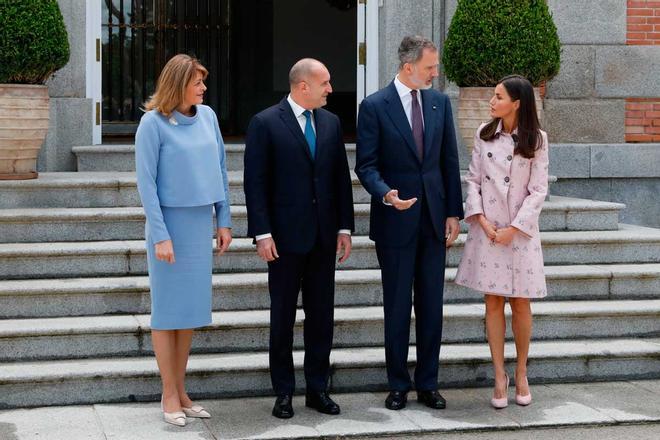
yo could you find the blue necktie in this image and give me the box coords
[303,110,316,159]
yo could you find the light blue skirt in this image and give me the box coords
[146,204,213,330]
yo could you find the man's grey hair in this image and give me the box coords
[289,58,325,85]
[398,35,437,69]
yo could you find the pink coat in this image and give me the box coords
[455,121,549,298]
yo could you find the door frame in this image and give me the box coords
[91,1,376,141]
[85,1,102,145]
[357,0,379,113]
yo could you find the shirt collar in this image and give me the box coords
[394,75,418,99]
[287,94,311,118]
[495,119,518,136]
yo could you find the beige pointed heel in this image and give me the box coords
[182,405,210,418]
[161,397,186,427]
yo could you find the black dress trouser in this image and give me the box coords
[268,237,336,396]
[376,199,447,392]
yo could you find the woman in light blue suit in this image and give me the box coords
[135,54,232,426]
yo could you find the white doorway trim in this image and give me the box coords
[85,1,102,145]
[357,0,379,114]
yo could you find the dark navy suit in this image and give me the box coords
[355,82,464,392]
[244,97,354,395]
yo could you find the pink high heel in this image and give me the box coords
[515,374,532,406]
[490,373,509,409]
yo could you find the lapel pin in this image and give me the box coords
[432,105,437,110]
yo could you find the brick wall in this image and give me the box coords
[627,1,660,45]
[625,2,660,142]
[625,98,660,142]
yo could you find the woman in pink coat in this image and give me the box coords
[455,75,549,409]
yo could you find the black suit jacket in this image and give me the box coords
[355,82,464,247]
[244,97,355,254]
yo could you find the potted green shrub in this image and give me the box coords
[443,0,560,154]
[0,0,70,179]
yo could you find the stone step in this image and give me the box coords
[72,143,357,172]
[0,300,658,363]
[1,264,658,318]
[0,337,658,408]
[0,171,367,208]
[73,144,136,172]
[0,196,623,243]
[0,224,659,280]
[0,171,557,209]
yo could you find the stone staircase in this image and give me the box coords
[0,144,659,410]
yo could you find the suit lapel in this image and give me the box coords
[421,89,437,161]
[312,108,325,163]
[278,98,313,163]
[383,82,420,164]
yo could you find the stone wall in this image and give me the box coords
[542,1,660,143]
[624,0,660,142]
[377,0,660,145]
[378,0,446,88]
[38,0,92,172]
[543,0,660,227]
[377,0,660,227]
[550,143,660,227]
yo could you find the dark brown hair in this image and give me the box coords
[479,75,542,158]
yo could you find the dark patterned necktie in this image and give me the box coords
[410,89,424,160]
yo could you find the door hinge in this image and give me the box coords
[96,38,101,62]
[95,102,101,126]
[359,42,366,66]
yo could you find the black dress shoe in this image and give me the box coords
[272,394,294,419]
[305,391,340,415]
[385,390,408,410]
[417,390,447,409]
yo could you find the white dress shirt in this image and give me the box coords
[287,94,316,134]
[393,75,424,129]
[382,76,425,206]
[386,77,459,224]
[256,94,350,241]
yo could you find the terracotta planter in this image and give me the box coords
[457,86,543,156]
[0,84,49,179]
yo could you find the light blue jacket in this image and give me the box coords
[135,105,232,243]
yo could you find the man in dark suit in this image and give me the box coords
[244,58,355,419]
[355,36,464,410]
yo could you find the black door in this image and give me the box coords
[102,0,356,140]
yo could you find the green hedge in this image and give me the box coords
[0,0,70,84]
[443,0,561,87]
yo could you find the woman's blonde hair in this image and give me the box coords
[143,54,208,117]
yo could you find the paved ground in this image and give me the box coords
[0,380,659,439]
[369,424,660,440]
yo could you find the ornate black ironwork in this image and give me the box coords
[325,0,356,11]
[102,0,230,129]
